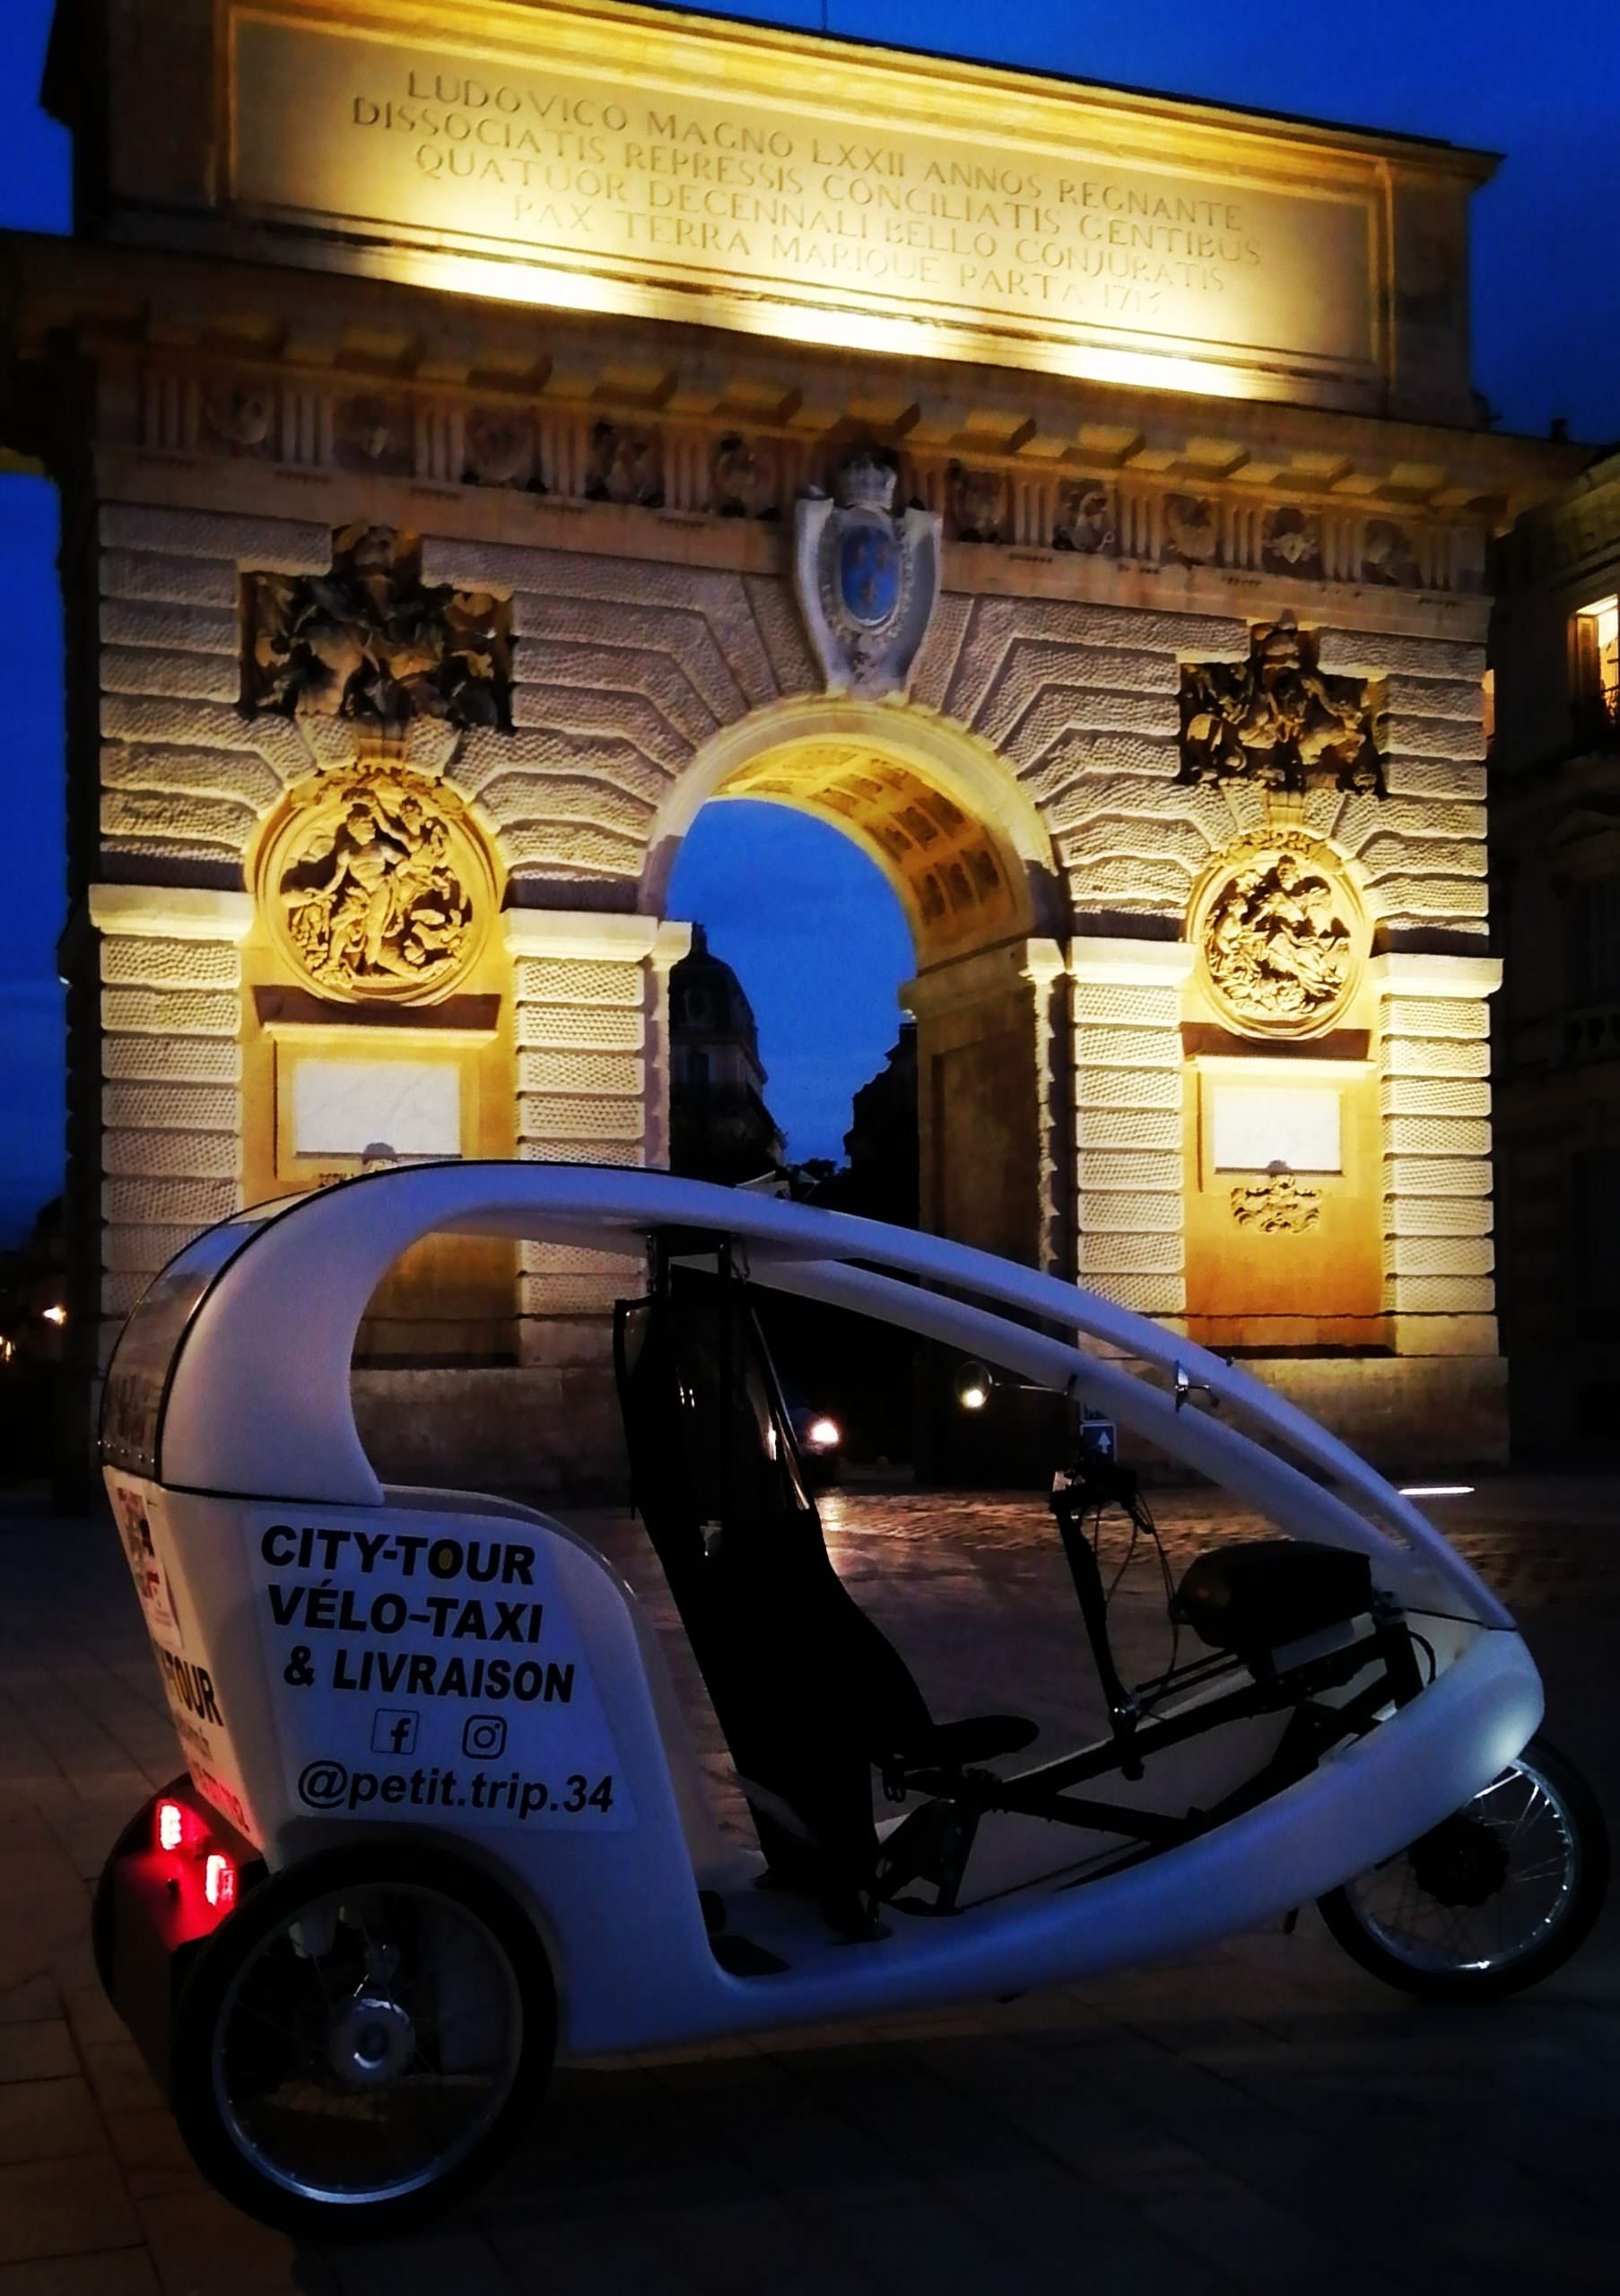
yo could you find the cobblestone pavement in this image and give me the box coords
[2,1475,1618,2294]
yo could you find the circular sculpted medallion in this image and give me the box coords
[257,761,495,1004]
[1192,833,1363,1039]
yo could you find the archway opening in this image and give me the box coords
[666,796,912,1184]
[656,712,1067,1479]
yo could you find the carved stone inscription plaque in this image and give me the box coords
[229,8,1377,391]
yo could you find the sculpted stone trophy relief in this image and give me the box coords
[257,761,496,1005]
[1179,612,1385,796]
[243,524,511,734]
[1192,831,1364,1040]
[793,446,943,700]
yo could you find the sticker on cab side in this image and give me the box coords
[108,1477,260,1843]
[245,1510,634,1831]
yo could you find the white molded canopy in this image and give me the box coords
[117,1161,1508,1626]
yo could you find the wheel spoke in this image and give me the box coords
[211,1882,524,2207]
[1342,1755,1581,1979]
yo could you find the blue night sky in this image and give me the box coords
[2,3,1618,1224]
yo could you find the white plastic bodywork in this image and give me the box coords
[101,1162,1541,2057]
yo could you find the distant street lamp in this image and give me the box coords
[953,1361,993,1412]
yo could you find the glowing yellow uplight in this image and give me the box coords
[386,248,1273,403]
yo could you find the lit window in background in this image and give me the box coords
[1575,596,1619,732]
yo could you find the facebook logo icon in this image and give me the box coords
[370,1709,420,1756]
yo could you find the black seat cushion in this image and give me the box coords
[1171,1540,1373,1657]
[614,1268,1035,1898]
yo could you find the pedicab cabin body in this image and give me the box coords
[91,1165,1607,2237]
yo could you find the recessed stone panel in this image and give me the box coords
[100,937,241,989]
[103,1033,243,1083]
[101,987,240,1036]
[1076,1106,1183,1151]
[1382,997,1490,1039]
[1078,1150,1183,1193]
[103,1126,240,1179]
[1074,1024,1184,1071]
[100,504,330,570]
[1384,1115,1493,1157]
[515,959,644,1008]
[518,1094,645,1142]
[102,1082,240,1133]
[1385,1156,1493,1196]
[518,1051,645,1097]
[1383,1037,1492,1078]
[1076,1067,1185,1112]
[103,1175,239,1225]
[1380,1074,1492,1118]
[515,1005,646,1053]
[1078,1230,1186,1274]
[1382,1274,1496,1313]
[1076,1191,1186,1233]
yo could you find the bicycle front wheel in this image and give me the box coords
[1318,1734,1608,2004]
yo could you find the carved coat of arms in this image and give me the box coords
[793,449,941,700]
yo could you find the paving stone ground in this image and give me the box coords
[1,1473,1617,2295]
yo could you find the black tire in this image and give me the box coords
[1319,1733,1609,2004]
[169,1843,554,2240]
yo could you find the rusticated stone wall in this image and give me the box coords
[90,897,250,1352]
[83,496,1498,1353]
[53,453,1508,1483]
[1375,964,1500,1328]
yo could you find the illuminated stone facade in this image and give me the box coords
[4,0,1593,1478]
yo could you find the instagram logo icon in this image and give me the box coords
[461,1714,508,1760]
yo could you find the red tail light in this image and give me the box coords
[204,1852,237,1911]
[156,1799,186,1852]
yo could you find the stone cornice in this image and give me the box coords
[0,231,1583,545]
[1367,951,1503,999]
[86,883,257,942]
[503,909,691,967]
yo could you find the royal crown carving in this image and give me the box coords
[793,445,942,700]
[1192,831,1363,1039]
[1179,613,1384,796]
[244,525,511,733]
[257,760,496,1004]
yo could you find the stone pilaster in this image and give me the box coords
[901,938,1065,1271]
[87,883,253,1351]
[504,910,690,1355]
[1069,939,1196,1318]
[1371,951,1502,1352]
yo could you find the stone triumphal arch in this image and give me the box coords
[2,0,1588,1480]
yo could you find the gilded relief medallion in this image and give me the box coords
[1191,832,1363,1039]
[257,762,495,1004]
